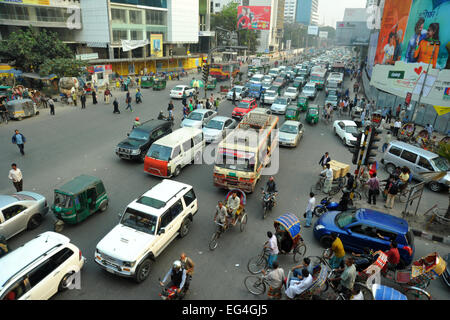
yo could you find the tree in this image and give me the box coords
[282,23,307,48]
[39,58,87,78]
[0,27,77,75]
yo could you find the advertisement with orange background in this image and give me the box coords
[374,0,413,65]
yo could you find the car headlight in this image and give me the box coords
[131,149,140,155]
[114,147,119,152]
[315,224,325,230]
[123,261,136,268]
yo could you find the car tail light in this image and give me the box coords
[79,250,82,261]
[64,210,73,215]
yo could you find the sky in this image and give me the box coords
[318,0,367,27]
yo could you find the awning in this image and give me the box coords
[21,73,57,80]
[0,68,22,75]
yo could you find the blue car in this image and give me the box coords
[313,208,415,266]
[249,84,264,99]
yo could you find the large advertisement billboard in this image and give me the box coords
[366,31,380,78]
[370,0,450,107]
[150,34,163,58]
[237,6,271,30]
[308,26,319,36]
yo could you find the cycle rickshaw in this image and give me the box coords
[247,213,307,274]
[208,189,248,250]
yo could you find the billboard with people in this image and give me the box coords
[237,6,271,30]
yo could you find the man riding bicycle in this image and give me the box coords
[214,201,229,230]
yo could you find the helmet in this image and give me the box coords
[173,260,182,270]
[135,117,139,121]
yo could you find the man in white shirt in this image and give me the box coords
[305,192,316,228]
[285,268,313,299]
[227,192,241,223]
[393,119,402,137]
[320,163,334,194]
[8,163,23,192]
[264,231,279,269]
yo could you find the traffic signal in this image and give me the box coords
[351,132,363,165]
[363,126,382,165]
[202,64,209,83]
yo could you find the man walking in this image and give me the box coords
[319,152,331,168]
[125,92,133,112]
[72,91,77,106]
[304,192,315,228]
[12,130,26,155]
[48,97,55,115]
[80,92,86,109]
[367,172,380,205]
[9,163,23,192]
[232,89,237,106]
[113,98,120,114]
[382,131,392,152]
[393,119,402,137]
[264,231,279,269]
[321,163,334,194]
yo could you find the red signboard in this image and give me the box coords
[237,6,271,30]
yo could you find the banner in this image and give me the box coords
[366,31,380,78]
[150,34,163,58]
[319,31,328,39]
[237,6,271,30]
[121,40,149,52]
[308,26,319,36]
[433,105,450,115]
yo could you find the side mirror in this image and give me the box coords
[127,133,130,137]
[158,228,165,235]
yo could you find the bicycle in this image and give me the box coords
[244,274,271,296]
[313,175,344,196]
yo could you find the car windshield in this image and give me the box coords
[287,88,297,93]
[188,112,203,121]
[263,76,272,81]
[286,109,296,116]
[327,95,338,101]
[121,208,157,235]
[237,101,250,109]
[216,151,256,172]
[280,124,298,134]
[128,129,149,141]
[173,86,183,91]
[430,157,450,171]
[345,126,358,134]
[299,97,307,102]
[304,86,315,91]
[274,97,287,104]
[266,91,276,97]
[54,193,73,209]
[233,87,242,93]
[309,109,318,115]
[147,144,172,161]
[205,119,224,130]
[336,210,358,229]
[136,196,166,209]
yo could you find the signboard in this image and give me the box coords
[150,34,163,58]
[319,31,328,39]
[0,0,49,5]
[76,53,99,61]
[308,26,319,35]
[237,6,271,30]
[336,21,371,46]
[366,31,380,78]
[121,40,149,52]
[388,70,405,79]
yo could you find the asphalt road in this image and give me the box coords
[1,65,449,300]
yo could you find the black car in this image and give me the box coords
[442,253,450,289]
[115,120,172,162]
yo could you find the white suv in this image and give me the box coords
[0,232,85,300]
[95,180,198,283]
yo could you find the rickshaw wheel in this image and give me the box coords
[354,282,373,300]
[209,233,219,251]
[293,243,307,262]
[404,287,431,300]
[247,255,267,274]
[244,276,266,295]
[239,213,247,232]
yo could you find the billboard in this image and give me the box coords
[336,21,371,46]
[150,34,163,58]
[366,31,380,78]
[308,26,319,35]
[319,31,328,39]
[0,0,49,5]
[237,6,271,30]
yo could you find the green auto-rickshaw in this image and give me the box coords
[285,105,301,121]
[306,105,319,125]
[141,76,153,89]
[297,95,309,112]
[153,78,167,90]
[52,175,108,231]
[206,77,217,90]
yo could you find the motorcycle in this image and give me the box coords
[261,188,276,219]
[157,110,174,123]
[158,277,189,300]
[313,196,339,217]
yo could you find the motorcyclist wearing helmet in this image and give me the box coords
[160,260,187,293]
[133,117,141,128]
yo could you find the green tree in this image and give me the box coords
[283,23,307,48]
[39,58,87,77]
[0,27,80,75]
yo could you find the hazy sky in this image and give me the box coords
[318,0,367,27]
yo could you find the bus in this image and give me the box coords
[310,67,327,90]
[213,112,279,193]
[209,62,240,81]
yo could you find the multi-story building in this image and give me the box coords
[284,0,297,23]
[211,0,241,13]
[295,0,318,26]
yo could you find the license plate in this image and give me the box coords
[106,267,115,274]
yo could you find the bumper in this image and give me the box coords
[279,140,296,147]
[116,152,139,160]
[271,110,285,115]
[214,177,253,193]
[94,257,134,278]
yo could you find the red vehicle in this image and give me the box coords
[231,98,258,120]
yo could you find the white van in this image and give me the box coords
[94,179,198,283]
[144,127,205,177]
[249,74,265,85]
[0,232,85,300]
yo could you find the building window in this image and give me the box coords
[113,29,128,42]
[111,8,127,23]
[35,7,68,22]
[146,10,166,25]
[215,3,220,7]
[129,10,142,24]
[0,4,30,20]
[130,30,143,40]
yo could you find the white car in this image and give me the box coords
[180,109,217,128]
[202,116,237,143]
[262,75,273,85]
[227,86,248,100]
[270,97,291,115]
[302,82,317,100]
[284,87,299,100]
[333,120,360,146]
[278,120,304,147]
[262,90,277,105]
[94,180,198,283]
[169,85,196,99]
[249,74,265,85]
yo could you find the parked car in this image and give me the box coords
[333,120,359,146]
[94,180,198,283]
[278,120,304,147]
[170,85,195,99]
[284,87,299,101]
[249,74,264,85]
[0,232,85,300]
[313,208,415,266]
[180,109,217,128]
[115,120,173,162]
[381,141,450,192]
[302,82,317,100]
[232,98,258,120]
[0,192,49,240]
[270,97,291,115]
[202,116,237,143]
[227,85,248,100]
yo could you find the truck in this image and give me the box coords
[325,72,344,96]
[213,112,279,193]
[310,67,327,90]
